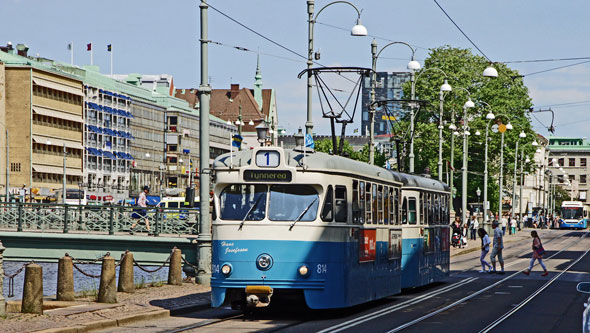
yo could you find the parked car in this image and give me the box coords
[576,282,590,333]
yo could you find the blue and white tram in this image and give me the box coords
[211,147,404,309]
[210,146,449,309]
[560,201,589,229]
[393,174,451,288]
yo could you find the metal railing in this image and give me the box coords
[0,202,200,236]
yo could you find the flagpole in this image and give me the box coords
[229,132,233,168]
[70,41,74,65]
[90,42,93,65]
[110,45,113,75]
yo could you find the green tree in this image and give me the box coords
[401,46,537,212]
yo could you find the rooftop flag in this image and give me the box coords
[87,43,92,51]
[107,44,112,52]
[67,43,72,50]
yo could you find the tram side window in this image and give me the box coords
[384,186,390,225]
[377,185,383,224]
[360,181,366,223]
[334,185,348,222]
[402,197,408,224]
[419,193,424,225]
[366,182,372,224]
[352,181,360,223]
[408,197,417,224]
[321,185,334,222]
[393,188,399,225]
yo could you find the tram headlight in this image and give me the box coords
[298,265,309,277]
[256,254,273,271]
[221,264,232,276]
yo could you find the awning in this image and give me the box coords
[33,106,83,123]
[32,164,83,177]
[32,77,83,96]
[32,135,83,150]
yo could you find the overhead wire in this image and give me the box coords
[433,0,492,62]
[522,59,590,77]
[208,40,307,64]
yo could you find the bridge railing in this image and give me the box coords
[0,202,200,236]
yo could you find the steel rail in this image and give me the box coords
[318,277,478,333]
[384,231,589,333]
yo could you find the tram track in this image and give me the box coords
[383,231,589,333]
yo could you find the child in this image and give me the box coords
[478,228,493,273]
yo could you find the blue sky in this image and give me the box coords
[2,0,590,137]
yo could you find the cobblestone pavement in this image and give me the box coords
[1,282,211,333]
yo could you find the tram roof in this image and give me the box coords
[389,171,450,192]
[214,148,448,191]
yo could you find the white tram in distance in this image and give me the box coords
[210,146,450,310]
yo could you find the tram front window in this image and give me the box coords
[220,184,267,221]
[562,207,583,219]
[269,185,319,221]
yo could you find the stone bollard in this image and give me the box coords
[0,240,5,316]
[117,251,134,293]
[22,263,43,314]
[168,248,182,285]
[98,256,117,303]
[56,255,74,301]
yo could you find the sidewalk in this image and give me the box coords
[1,281,211,333]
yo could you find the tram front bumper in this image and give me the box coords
[245,285,273,307]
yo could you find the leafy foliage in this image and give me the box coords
[398,46,536,212]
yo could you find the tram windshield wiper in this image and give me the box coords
[289,197,318,231]
[238,194,264,231]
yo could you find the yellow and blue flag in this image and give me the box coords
[232,134,243,148]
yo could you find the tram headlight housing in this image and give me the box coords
[298,265,309,277]
[256,254,273,271]
[221,264,232,276]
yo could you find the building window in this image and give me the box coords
[569,158,576,167]
[581,175,587,184]
[582,158,587,167]
[10,163,21,172]
[558,175,564,183]
[558,158,564,167]
[570,175,575,182]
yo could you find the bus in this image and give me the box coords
[55,189,87,205]
[560,201,588,229]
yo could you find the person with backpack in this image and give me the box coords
[523,230,548,276]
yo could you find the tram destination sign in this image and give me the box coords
[243,169,292,182]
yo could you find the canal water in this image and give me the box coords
[2,261,183,300]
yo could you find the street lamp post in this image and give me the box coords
[306,0,367,136]
[482,113,495,232]
[369,40,420,165]
[460,97,475,224]
[498,120,513,221]
[511,131,526,223]
[63,143,67,204]
[520,154,530,222]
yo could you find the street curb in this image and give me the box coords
[34,309,170,333]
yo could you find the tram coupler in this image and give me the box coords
[245,285,273,308]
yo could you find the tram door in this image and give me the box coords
[401,190,421,288]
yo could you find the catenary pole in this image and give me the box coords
[197,0,212,286]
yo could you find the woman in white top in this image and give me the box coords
[477,228,493,273]
[510,218,517,235]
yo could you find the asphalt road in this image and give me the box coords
[100,229,590,333]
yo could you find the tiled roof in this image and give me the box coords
[175,85,274,132]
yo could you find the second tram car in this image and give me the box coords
[560,201,588,229]
[210,147,450,310]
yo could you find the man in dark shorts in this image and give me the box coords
[130,186,151,234]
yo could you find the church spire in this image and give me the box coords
[253,54,263,111]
